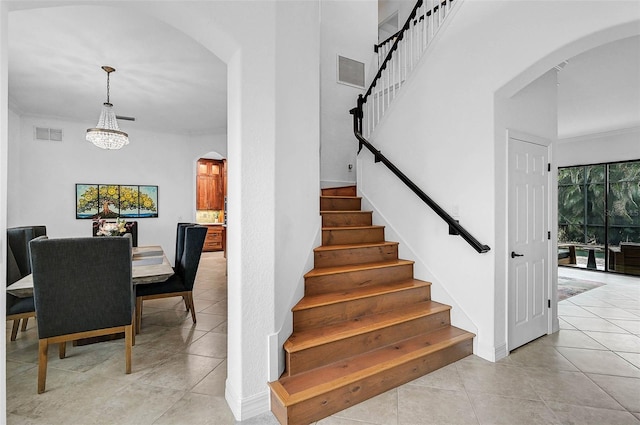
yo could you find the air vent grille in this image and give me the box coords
[34,127,63,142]
[337,55,365,89]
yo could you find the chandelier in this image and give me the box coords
[86,66,129,150]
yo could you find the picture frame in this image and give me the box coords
[76,184,159,219]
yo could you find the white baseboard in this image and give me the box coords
[225,379,270,421]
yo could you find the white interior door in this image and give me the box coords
[508,135,550,351]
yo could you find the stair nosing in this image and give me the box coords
[285,301,450,353]
[292,279,431,312]
[314,241,399,253]
[274,328,475,406]
[322,225,384,231]
[304,259,414,278]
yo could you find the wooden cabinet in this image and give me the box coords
[203,225,225,252]
[196,159,224,210]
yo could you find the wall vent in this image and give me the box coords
[337,55,365,89]
[34,127,63,142]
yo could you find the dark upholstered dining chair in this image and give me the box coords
[6,225,47,340]
[29,237,134,393]
[136,225,207,332]
[174,223,195,268]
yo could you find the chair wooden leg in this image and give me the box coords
[135,297,142,334]
[21,317,29,331]
[59,342,66,359]
[124,324,132,374]
[38,339,49,394]
[10,319,20,341]
[187,292,197,324]
[182,295,189,311]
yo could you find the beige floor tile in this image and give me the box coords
[535,329,607,350]
[455,360,540,400]
[546,401,640,425]
[619,352,640,368]
[558,304,598,318]
[569,296,617,308]
[331,387,398,425]
[397,386,477,425]
[153,393,237,425]
[315,417,380,425]
[180,312,226,332]
[610,319,640,335]
[407,362,465,392]
[525,369,625,410]
[583,306,640,320]
[200,299,228,315]
[561,316,630,333]
[556,347,640,377]
[587,373,640,412]
[135,352,224,392]
[191,360,227,396]
[506,343,579,371]
[185,331,227,358]
[138,325,208,353]
[468,392,559,425]
[558,318,576,330]
[86,382,186,425]
[584,331,640,353]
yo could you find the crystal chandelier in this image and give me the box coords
[86,66,129,150]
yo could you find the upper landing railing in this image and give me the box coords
[350,0,490,254]
[361,0,456,138]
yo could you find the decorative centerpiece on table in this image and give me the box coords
[94,217,128,236]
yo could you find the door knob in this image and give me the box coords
[511,251,524,258]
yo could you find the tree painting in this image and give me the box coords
[76,184,159,219]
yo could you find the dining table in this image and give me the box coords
[6,245,174,298]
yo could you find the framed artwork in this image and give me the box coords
[76,184,159,219]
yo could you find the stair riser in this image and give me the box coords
[315,244,398,268]
[305,263,414,296]
[321,187,357,197]
[322,227,385,246]
[273,340,473,425]
[322,212,372,227]
[293,286,431,332]
[320,198,361,211]
[286,310,451,375]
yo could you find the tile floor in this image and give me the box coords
[5,254,640,424]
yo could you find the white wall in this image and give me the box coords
[272,0,321,381]
[320,0,377,188]
[7,114,221,264]
[359,0,640,361]
[556,127,640,167]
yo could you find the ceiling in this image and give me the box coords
[557,35,640,139]
[7,6,639,139]
[8,5,227,136]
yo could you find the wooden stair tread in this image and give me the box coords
[271,326,474,404]
[304,259,413,278]
[293,279,430,311]
[322,225,384,231]
[314,241,398,253]
[320,196,361,200]
[284,300,449,352]
[320,210,370,214]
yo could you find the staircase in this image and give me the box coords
[269,186,475,425]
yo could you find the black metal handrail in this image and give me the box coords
[374,1,447,53]
[366,0,450,104]
[349,105,491,254]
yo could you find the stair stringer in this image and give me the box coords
[355,187,480,353]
